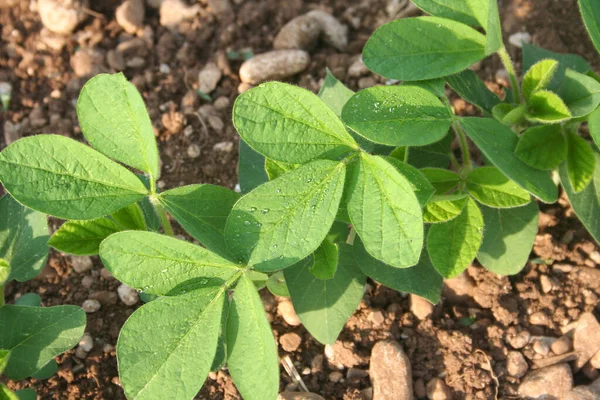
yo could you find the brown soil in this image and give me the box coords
[1,0,600,399]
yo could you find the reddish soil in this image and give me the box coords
[1,0,600,399]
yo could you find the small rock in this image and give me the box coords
[508,32,532,48]
[180,90,199,114]
[360,387,373,400]
[89,290,118,306]
[582,361,600,380]
[508,330,531,349]
[410,294,434,320]
[82,299,101,313]
[38,0,87,35]
[553,263,573,274]
[369,310,385,326]
[106,49,126,71]
[239,50,310,85]
[3,121,20,145]
[426,377,452,400]
[81,275,94,289]
[540,275,553,293]
[161,111,184,134]
[348,56,369,78]
[71,256,93,273]
[238,82,254,93]
[146,0,161,8]
[370,340,412,400]
[533,339,552,356]
[518,363,573,400]
[213,96,230,111]
[551,336,572,356]
[568,313,600,371]
[213,141,233,152]
[443,272,476,303]
[347,368,369,379]
[329,371,343,383]
[126,57,146,68]
[529,311,550,326]
[279,332,302,352]
[277,299,302,326]
[208,115,225,132]
[507,351,529,378]
[117,284,139,306]
[75,347,88,359]
[159,0,200,27]
[589,251,600,264]
[357,76,376,89]
[311,354,324,373]
[100,268,113,280]
[326,341,364,369]
[103,343,115,353]
[116,0,145,35]
[198,62,222,93]
[274,13,322,51]
[414,378,427,399]
[39,28,68,51]
[71,47,104,77]
[187,144,201,158]
[206,0,232,16]
[79,333,93,352]
[306,10,348,51]
[277,393,325,400]
[495,69,510,87]
[572,267,600,293]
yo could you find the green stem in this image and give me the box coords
[498,47,521,104]
[0,286,5,306]
[151,197,174,237]
[346,227,357,245]
[453,122,472,175]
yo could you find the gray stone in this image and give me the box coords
[116,0,145,35]
[239,50,310,85]
[117,283,139,306]
[519,363,573,400]
[198,62,222,93]
[82,299,101,313]
[507,351,528,378]
[370,340,413,400]
[568,313,600,371]
[71,256,93,273]
[410,294,434,320]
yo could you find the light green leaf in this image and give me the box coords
[384,157,435,207]
[0,385,18,400]
[158,185,241,259]
[77,73,159,177]
[447,70,502,115]
[111,203,147,230]
[225,160,346,272]
[427,198,484,278]
[589,107,600,148]
[579,0,600,54]
[318,68,354,117]
[566,132,596,192]
[346,153,423,268]
[227,274,279,400]
[341,85,452,146]
[477,202,539,275]
[0,135,148,220]
[0,350,10,375]
[14,293,41,307]
[100,231,241,296]
[559,152,600,243]
[411,0,487,27]
[522,44,591,89]
[117,286,225,400]
[492,103,527,125]
[233,82,358,164]
[354,238,443,304]
[526,90,572,123]
[466,166,531,208]
[420,168,461,194]
[423,194,469,223]
[363,17,487,81]
[514,125,567,170]
[310,239,338,280]
[238,139,268,194]
[484,0,502,55]
[285,244,365,344]
[557,69,600,118]
[266,271,290,297]
[522,59,559,100]
[0,195,49,282]
[0,259,10,286]
[49,218,121,256]
[460,117,558,202]
[406,132,453,169]
[265,159,298,181]
[0,305,85,380]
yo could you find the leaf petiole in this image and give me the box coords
[150,196,175,237]
[498,47,522,104]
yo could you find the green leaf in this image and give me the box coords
[30,359,58,380]
[233,82,358,164]
[423,194,469,223]
[363,16,487,81]
[460,117,558,202]
[409,78,446,98]
[354,238,443,304]
[0,350,10,375]
[0,305,85,380]
[327,221,350,243]
[341,85,452,146]
[427,198,484,278]
[0,135,148,220]
[566,132,596,192]
[406,132,453,168]
[117,286,225,400]
[384,157,435,207]
[522,59,559,100]
[526,90,572,123]
[484,0,502,55]
[265,159,298,181]
[285,244,366,344]
[158,185,241,259]
[266,271,290,297]
[514,125,567,170]
[446,70,502,115]
[492,103,527,125]
[477,202,539,275]
[49,218,120,256]
[309,239,338,280]
[420,168,461,194]
[14,293,41,307]
[346,154,423,268]
[589,107,600,148]
[411,0,487,27]
[227,273,279,400]
[100,231,241,296]
[225,160,346,272]
[0,259,10,286]
[77,73,159,177]
[579,0,600,54]
[559,152,600,243]
[0,385,18,400]
[557,69,600,118]
[0,195,49,282]
[111,203,147,230]
[238,139,269,194]
[466,166,531,208]
[14,389,36,400]
[318,68,354,117]
[522,43,591,84]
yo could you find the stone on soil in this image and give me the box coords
[306,10,348,51]
[410,294,434,320]
[274,13,322,51]
[71,256,93,273]
[278,392,325,400]
[426,378,452,400]
[518,363,573,399]
[116,0,145,35]
[38,0,88,35]
[239,50,310,85]
[198,62,222,93]
[551,336,572,356]
[277,299,302,326]
[117,283,139,306]
[369,340,413,400]
[82,299,101,313]
[279,332,302,352]
[567,313,600,371]
[78,333,93,352]
[506,351,528,378]
[159,0,200,27]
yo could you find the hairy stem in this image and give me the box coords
[453,122,472,175]
[150,197,174,237]
[498,47,521,104]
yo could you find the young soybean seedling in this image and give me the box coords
[0,194,86,399]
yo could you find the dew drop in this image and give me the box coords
[262,209,270,214]
[244,220,251,225]
[276,189,281,193]
[273,244,278,249]
[249,207,257,212]
[161,269,168,273]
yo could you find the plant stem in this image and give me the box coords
[498,47,521,104]
[150,197,174,237]
[0,286,4,306]
[453,122,472,174]
[346,227,357,245]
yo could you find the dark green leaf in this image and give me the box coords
[111,203,147,230]
[589,107,600,148]
[406,132,452,169]
[557,69,600,118]
[466,166,531,208]
[30,360,57,380]
[318,68,354,117]
[492,103,526,125]
[579,0,600,54]
[310,239,338,280]
[384,157,435,207]
[420,168,461,194]
[238,139,269,194]
[447,70,502,114]
[515,124,567,170]
[49,218,120,256]
[566,132,596,192]
[14,293,41,307]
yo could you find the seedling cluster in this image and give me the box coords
[1,0,600,398]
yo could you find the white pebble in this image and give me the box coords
[118,283,139,306]
[82,299,101,313]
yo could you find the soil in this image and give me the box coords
[1,0,600,399]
